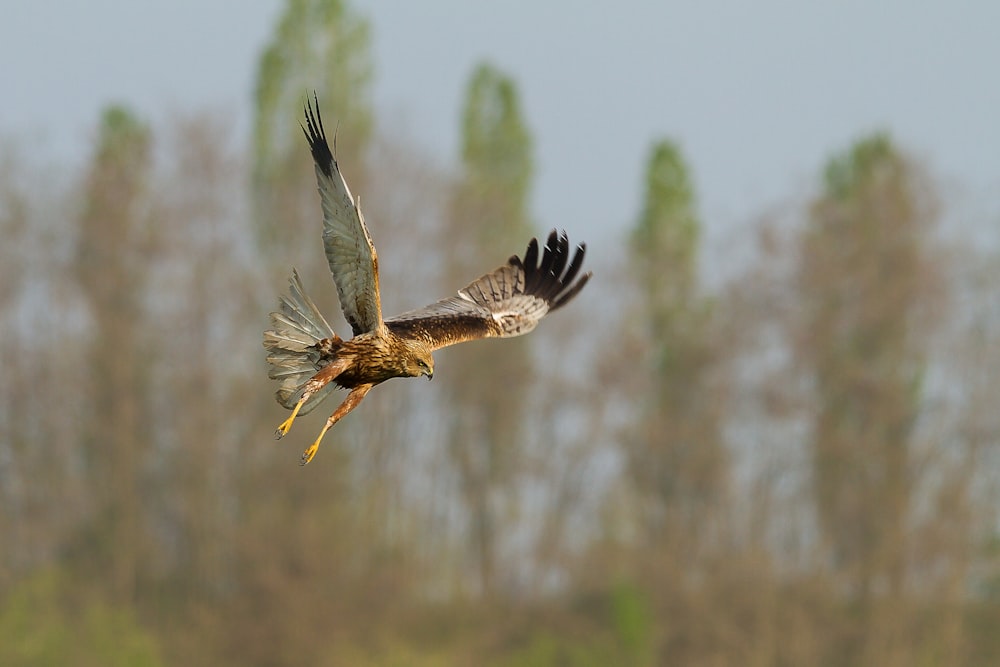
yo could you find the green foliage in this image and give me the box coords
[497,631,621,667]
[625,137,724,553]
[458,61,535,248]
[332,642,455,667]
[446,61,538,597]
[0,570,164,667]
[823,132,898,201]
[252,0,373,246]
[491,585,653,667]
[74,103,155,606]
[632,139,699,286]
[611,580,654,666]
[254,0,372,164]
[629,139,704,364]
[462,63,533,190]
[800,132,936,637]
[81,104,150,235]
[94,106,151,168]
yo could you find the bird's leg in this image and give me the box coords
[274,358,351,440]
[274,397,308,440]
[300,383,373,466]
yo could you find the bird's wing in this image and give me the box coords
[302,95,383,337]
[386,230,591,350]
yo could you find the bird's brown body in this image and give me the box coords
[264,96,591,464]
[319,332,433,389]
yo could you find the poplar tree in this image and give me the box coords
[252,0,373,264]
[74,106,152,604]
[444,62,535,596]
[630,140,723,541]
[798,134,937,664]
[237,4,378,657]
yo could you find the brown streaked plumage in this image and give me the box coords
[264,95,592,465]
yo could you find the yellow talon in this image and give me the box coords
[275,396,307,440]
[300,443,319,466]
[300,423,333,466]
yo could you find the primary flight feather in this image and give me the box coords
[264,95,592,465]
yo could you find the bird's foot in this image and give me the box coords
[274,415,296,440]
[274,397,307,440]
[300,421,333,466]
[300,442,320,466]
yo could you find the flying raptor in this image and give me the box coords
[264,96,592,464]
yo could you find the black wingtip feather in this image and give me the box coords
[537,230,559,278]
[547,231,570,282]
[518,229,591,312]
[523,237,539,275]
[552,271,592,310]
[302,93,335,178]
[539,232,572,302]
[559,243,586,288]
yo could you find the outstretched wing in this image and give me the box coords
[386,230,591,350]
[302,95,383,337]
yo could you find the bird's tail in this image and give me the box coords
[263,270,341,415]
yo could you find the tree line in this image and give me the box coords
[1,1,999,665]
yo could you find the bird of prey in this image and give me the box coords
[264,96,591,465]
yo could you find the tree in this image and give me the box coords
[443,62,535,596]
[796,134,940,665]
[235,5,402,659]
[252,0,373,267]
[145,113,256,599]
[72,105,153,605]
[626,140,724,560]
[454,63,533,252]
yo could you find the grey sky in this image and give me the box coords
[2,1,997,254]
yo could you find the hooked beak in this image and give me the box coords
[426,370,434,381]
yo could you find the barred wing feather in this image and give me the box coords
[302,96,383,337]
[386,230,591,350]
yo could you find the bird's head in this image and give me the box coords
[402,339,435,380]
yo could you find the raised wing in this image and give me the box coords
[302,95,383,336]
[386,230,591,350]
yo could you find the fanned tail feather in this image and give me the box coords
[263,270,341,414]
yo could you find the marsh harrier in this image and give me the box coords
[264,97,591,464]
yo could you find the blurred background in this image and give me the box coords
[2,1,1000,665]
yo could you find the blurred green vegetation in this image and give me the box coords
[0,571,164,667]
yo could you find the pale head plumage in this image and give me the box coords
[400,338,435,379]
